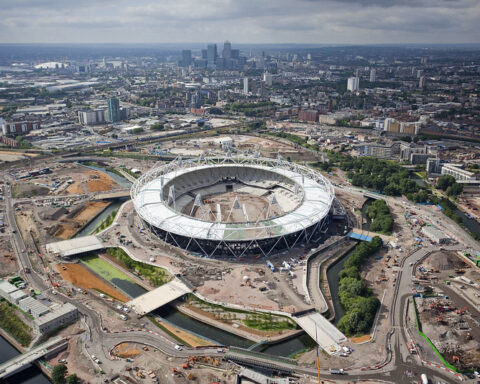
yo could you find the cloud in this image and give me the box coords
[0,0,478,44]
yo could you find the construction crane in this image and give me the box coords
[315,328,321,384]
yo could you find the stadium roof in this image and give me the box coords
[132,158,334,242]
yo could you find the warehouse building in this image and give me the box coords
[421,226,451,244]
[33,303,78,334]
[0,280,19,301]
[18,296,50,318]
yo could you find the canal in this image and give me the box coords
[75,198,128,238]
[154,305,314,357]
[0,335,50,384]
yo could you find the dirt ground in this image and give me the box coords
[112,342,142,358]
[12,182,49,198]
[55,201,110,240]
[57,263,129,302]
[0,238,16,277]
[187,192,282,223]
[64,169,118,194]
[46,322,99,384]
[458,196,480,220]
[197,266,280,311]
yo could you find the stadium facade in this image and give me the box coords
[131,156,335,257]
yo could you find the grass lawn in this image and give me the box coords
[81,255,135,284]
[0,300,32,345]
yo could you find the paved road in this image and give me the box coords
[2,174,472,383]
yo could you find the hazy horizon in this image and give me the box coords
[1,0,479,45]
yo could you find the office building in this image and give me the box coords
[181,50,192,67]
[369,68,376,82]
[222,41,231,60]
[107,97,121,123]
[207,44,217,68]
[1,121,41,135]
[263,72,273,86]
[243,77,249,94]
[347,76,360,92]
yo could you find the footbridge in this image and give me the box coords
[291,310,346,355]
[95,189,130,200]
[349,228,396,244]
[126,278,192,316]
[0,337,68,379]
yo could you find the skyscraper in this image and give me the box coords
[243,77,249,94]
[347,77,360,92]
[207,44,217,68]
[263,72,272,86]
[181,50,192,67]
[223,41,231,60]
[419,76,426,89]
[107,97,121,123]
[369,68,376,82]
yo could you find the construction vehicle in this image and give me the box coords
[136,371,145,379]
[456,307,468,315]
[452,355,460,364]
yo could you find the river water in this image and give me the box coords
[0,335,50,384]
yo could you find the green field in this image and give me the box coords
[81,255,135,283]
[0,300,32,346]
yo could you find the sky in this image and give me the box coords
[1,0,479,45]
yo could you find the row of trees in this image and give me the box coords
[337,237,383,336]
[366,199,394,235]
[106,248,169,287]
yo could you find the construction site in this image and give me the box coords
[411,250,480,371]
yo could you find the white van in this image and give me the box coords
[120,314,127,321]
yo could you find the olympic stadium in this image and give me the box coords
[131,156,335,257]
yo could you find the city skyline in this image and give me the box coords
[1,0,479,44]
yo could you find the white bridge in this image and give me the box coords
[126,279,192,316]
[0,337,68,379]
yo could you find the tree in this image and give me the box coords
[52,364,67,384]
[66,374,79,384]
[436,175,456,191]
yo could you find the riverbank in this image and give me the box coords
[0,331,52,383]
[176,302,303,344]
[321,241,357,322]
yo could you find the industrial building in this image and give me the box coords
[33,303,78,334]
[0,280,19,301]
[0,279,78,334]
[421,226,450,244]
[18,296,50,318]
